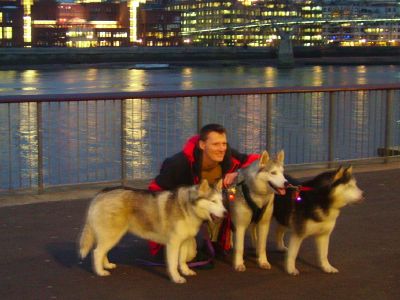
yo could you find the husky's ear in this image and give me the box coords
[215,179,223,192]
[345,165,353,175]
[333,166,345,182]
[277,150,285,164]
[199,179,210,194]
[259,151,270,167]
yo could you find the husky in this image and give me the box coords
[231,150,287,271]
[273,166,364,275]
[78,179,226,284]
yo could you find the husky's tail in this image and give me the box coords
[79,222,95,259]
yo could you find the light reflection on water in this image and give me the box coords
[1,64,400,95]
[0,65,400,190]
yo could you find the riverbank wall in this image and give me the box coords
[0,46,399,68]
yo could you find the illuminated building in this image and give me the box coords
[322,0,400,46]
[167,0,323,47]
[167,0,263,47]
[31,0,130,47]
[22,0,32,46]
[76,0,146,43]
[127,0,146,43]
[0,0,24,47]
[137,4,181,46]
[2,0,400,48]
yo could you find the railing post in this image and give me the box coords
[384,89,394,163]
[36,102,44,194]
[266,94,272,153]
[328,91,335,168]
[197,96,203,133]
[120,100,126,186]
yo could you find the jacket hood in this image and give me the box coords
[182,135,200,163]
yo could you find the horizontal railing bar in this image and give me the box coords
[1,83,400,103]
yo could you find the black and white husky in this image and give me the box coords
[273,166,364,275]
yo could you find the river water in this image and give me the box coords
[1,64,400,95]
[0,64,399,190]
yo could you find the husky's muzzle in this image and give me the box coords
[268,181,287,196]
[210,207,227,222]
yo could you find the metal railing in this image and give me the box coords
[0,84,399,193]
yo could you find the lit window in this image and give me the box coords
[4,27,12,39]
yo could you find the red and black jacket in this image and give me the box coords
[149,135,260,191]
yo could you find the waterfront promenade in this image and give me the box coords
[0,163,399,299]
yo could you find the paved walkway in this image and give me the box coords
[0,164,399,299]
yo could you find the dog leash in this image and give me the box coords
[286,184,314,201]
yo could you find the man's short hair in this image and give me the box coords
[199,123,226,141]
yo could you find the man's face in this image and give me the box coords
[199,132,227,163]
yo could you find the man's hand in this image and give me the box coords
[223,172,238,188]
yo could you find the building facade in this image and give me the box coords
[0,0,24,47]
[166,0,324,47]
[31,0,130,47]
[322,0,400,46]
[137,5,181,46]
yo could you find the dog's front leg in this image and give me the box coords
[315,233,338,273]
[286,234,304,275]
[256,202,273,269]
[179,238,197,276]
[255,221,271,269]
[166,241,187,284]
[233,226,247,271]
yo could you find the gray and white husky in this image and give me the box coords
[78,179,226,284]
[231,150,287,271]
[273,166,364,275]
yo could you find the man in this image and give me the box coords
[148,123,260,257]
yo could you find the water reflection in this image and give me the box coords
[1,64,400,95]
[21,70,38,84]
[125,99,151,178]
[86,68,98,82]
[125,69,147,91]
[181,67,193,90]
[311,66,323,86]
[356,65,367,85]
[21,70,39,92]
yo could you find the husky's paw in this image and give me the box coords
[96,269,111,276]
[234,264,246,272]
[286,267,300,276]
[322,265,339,274]
[104,262,117,270]
[258,261,271,270]
[181,268,197,276]
[276,245,288,252]
[171,276,187,284]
